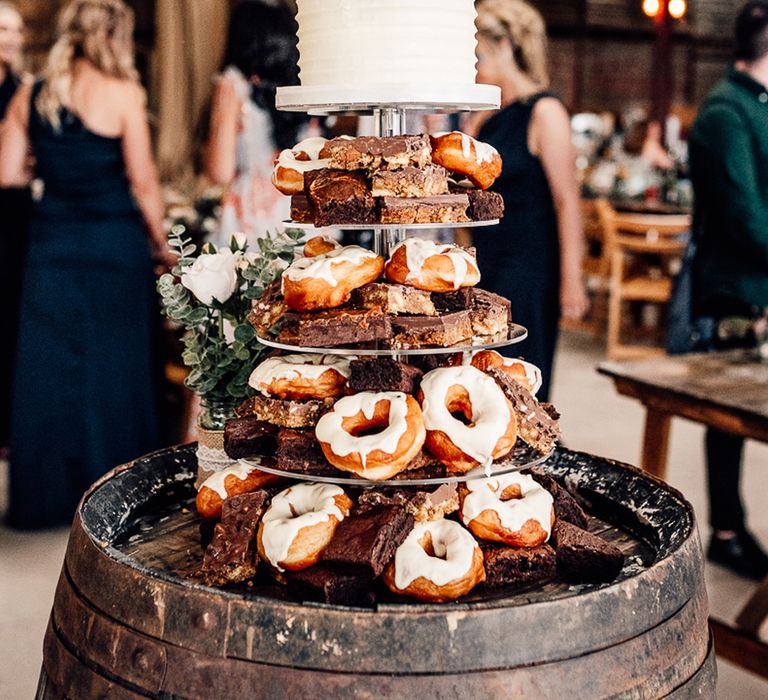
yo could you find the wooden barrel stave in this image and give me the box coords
[47,566,710,699]
[38,445,714,699]
[666,641,717,699]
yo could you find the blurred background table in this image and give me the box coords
[599,350,768,680]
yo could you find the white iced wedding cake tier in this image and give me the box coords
[276,0,500,114]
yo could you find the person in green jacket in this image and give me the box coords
[689,1,768,579]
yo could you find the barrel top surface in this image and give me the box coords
[60,444,705,674]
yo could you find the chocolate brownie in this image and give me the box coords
[482,543,556,588]
[247,279,286,336]
[450,183,504,221]
[525,468,589,529]
[223,416,278,459]
[431,287,474,313]
[199,491,268,586]
[287,564,375,607]
[351,281,437,316]
[390,310,473,349]
[320,134,432,171]
[276,428,336,475]
[290,193,313,223]
[348,357,423,393]
[551,520,624,583]
[304,169,375,227]
[487,367,561,453]
[371,164,449,198]
[278,307,393,347]
[357,482,459,523]
[466,188,504,220]
[379,194,470,225]
[235,395,334,429]
[322,504,414,576]
[470,289,512,337]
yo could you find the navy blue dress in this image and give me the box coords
[7,84,160,529]
[0,72,31,448]
[474,93,561,400]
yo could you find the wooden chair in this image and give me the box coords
[597,200,691,359]
[561,199,613,336]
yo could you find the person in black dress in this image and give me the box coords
[0,1,31,454]
[471,0,588,401]
[0,0,172,529]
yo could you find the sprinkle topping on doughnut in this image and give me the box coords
[420,366,511,469]
[390,238,478,290]
[199,462,255,500]
[249,354,354,396]
[315,391,411,470]
[283,245,381,288]
[393,519,478,589]
[461,473,553,538]
[260,483,346,570]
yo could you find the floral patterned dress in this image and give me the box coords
[213,66,290,247]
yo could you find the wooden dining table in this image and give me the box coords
[599,349,768,679]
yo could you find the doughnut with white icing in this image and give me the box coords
[196,463,282,520]
[383,518,485,602]
[248,353,354,400]
[459,472,554,547]
[418,365,517,474]
[465,350,543,395]
[271,137,330,195]
[315,391,426,480]
[304,235,341,258]
[282,245,385,312]
[429,131,502,190]
[257,483,353,571]
[384,238,480,293]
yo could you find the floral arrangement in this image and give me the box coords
[157,227,300,409]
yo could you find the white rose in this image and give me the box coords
[181,249,239,305]
[232,232,248,250]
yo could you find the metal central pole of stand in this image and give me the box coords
[372,107,408,257]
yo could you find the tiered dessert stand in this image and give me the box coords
[35,64,714,700]
[244,83,552,487]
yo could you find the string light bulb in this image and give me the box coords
[643,0,661,17]
[668,0,687,19]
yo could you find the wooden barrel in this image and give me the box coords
[37,445,714,699]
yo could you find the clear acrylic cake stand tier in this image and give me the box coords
[275,83,501,115]
[256,322,528,357]
[285,220,499,258]
[284,219,499,232]
[239,442,552,488]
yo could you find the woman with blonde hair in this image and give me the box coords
[469,0,588,400]
[0,1,31,457]
[0,0,166,529]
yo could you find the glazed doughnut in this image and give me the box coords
[383,519,485,602]
[304,235,341,258]
[459,472,554,547]
[257,483,353,571]
[384,238,480,293]
[248,353,354,400]
[196,463,282,520]
[271,136,329,195]
[418,365,517,474]
[429,131,502,190]
[282,245,385,312]
[466,350,542,395]
[315,392,426,480]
